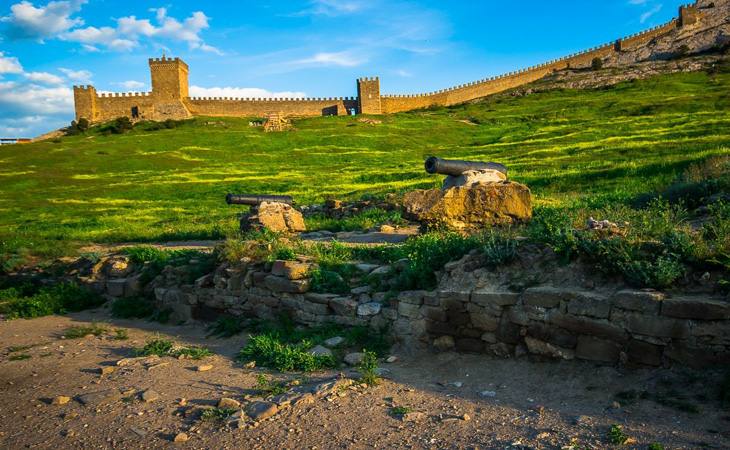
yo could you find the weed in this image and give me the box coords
[0,282,104,320]
[111,297,155,319]
[200,407,237,422]
[482,232,518,267]
[255,374,288,396]
[358,350,380,386]
[237,334,336,372]
[63,323,108,339]
[608,424,629,445]
[207,315,246,338]
[9,353,31,361]
[8,344,36,352]
[648,443,665,450]
[112,329,129,340]
[175,346,213,360]
[389,406,413,416]
[136,337,212,359]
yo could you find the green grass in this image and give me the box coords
[8,353,31,361]
[255,374,288,397]
[1,70,729,266]
[0,283,104,319]
[136,337,213,359]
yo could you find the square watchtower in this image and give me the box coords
[149,56,189,100]
[357,77,382,115]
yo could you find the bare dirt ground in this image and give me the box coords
[1,309,728,449]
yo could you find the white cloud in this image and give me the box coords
[395,69,412,77]
[0,82,73,116]
[59,67,91,83]
[304,0,366,16]
[293,51,366,67]
[0,51,23,74]
[640,4,662,23]
[1,0,86,40]
[114,80,145,90]
[64,8,221,53]
[189,85,306,99]
[24,71,63,84]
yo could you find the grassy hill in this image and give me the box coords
[1,69,729,262]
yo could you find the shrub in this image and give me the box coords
[255,374,288,396]
[200,407,237,422]
[389,406,413,416]
[608,424,629,445]
[0,282,103,319]
[207,315,246,338]
[135,337,212,359]
[310,268,350,294]
[527,207,578,260]
[622,256,685,289]
[482,232,518,267]
[591,57,604,70]
[358,350,380,386]
[237,334,336,372]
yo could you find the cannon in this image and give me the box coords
[425,156,507,177]
[225,193,294,206]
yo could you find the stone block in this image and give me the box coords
[398,290,426,306]
[304,292,337,304]
[271,260,311,280]
[471,290,520,307]
[423,291,440,306]
[381,307,398,321]
[106,278,126,297]
[612,289,664,313]
[252,271,268,287]
[575,336,621,363]
[626,339,663,366]
[423,306,447,322]
[426,320,456,336]
[397,301,421,319]
[691,321,730,345]
[438,290,470,302]
[357,302,381,317]
[264,275,310,294]
[547,311,628,343]
[664,342,730,368]
[524,336,575,360]
[481,332,497,343]
[522,286,573,308]
[470,312,499,332]
[169,303,192,324]
[300,300,330,316]
[446,309,471,326]
[526,322,577,349]
[497,316,522,344]
[125,275,143,297]
[616,311,689,339]
[661,296,730,320]
[329,297,357,316]
[507,307,530,326]
[458,327,482,339]
[456,338,484,353]
[567,292,611,319]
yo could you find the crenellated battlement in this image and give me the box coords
[74,1,706,121]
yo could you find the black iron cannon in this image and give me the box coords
[425,156,507,177]
[225,193,294,206]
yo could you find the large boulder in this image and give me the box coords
[402,181,532,230]
[241,201,306,233]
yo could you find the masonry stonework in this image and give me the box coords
[74,1,714,123]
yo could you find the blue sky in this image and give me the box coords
[0,0,686,137]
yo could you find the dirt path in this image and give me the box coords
[0,310,727,449]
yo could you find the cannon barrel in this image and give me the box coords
[226,193,294,206]
[425,156,507,177]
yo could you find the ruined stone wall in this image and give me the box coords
[94,93,156,122]
[185,98,358,117]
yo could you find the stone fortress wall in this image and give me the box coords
[74,2,715,122]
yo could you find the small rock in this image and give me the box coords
[401,411,426,422]
[173,432,189,443]
[461,413,471,421]
[98,366,115,376]
[433,335,455,352]
[449,381,463,388]
[323,336,345,348]
[147,362,170,371]
[356,302,381,317]
[246,401,278,421]
[385,355,398,363]
[355,263,380,273]
[141,390,160,403]
[350,286,372,295]
[51,395,71,405]
[218,397,241,409]
[343,352,365,366]
[479,390,497,398]
[369,266,391,276]
[309,345,333,357]
[611,401,621,409]
[243,361,256,369]
[196,364,213,372]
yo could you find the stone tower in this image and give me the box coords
[73,85,97,121]
[357,77,381,115]
[679,4,700,27]
[149,56,191,119]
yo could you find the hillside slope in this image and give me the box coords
[0,65,729,259]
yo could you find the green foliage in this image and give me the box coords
[608,424,629,445]
[200,407,237,422]
[207,315,246,338]
[527,207,578,260]
[124,246,217,283]
[135,337,212,359]
[310,268,350,294]
[100,116,133,134]
[237,333,335,372]
[63,323,108,339]
[255,374,288,396]
[112,329,129,340]
[648,443,665,450]
[0,282,104,319]
[389,406,413,416]
[482,231,518,267]
[9,353,31,361]
[358,350,380,386]
[111,297,155,319]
